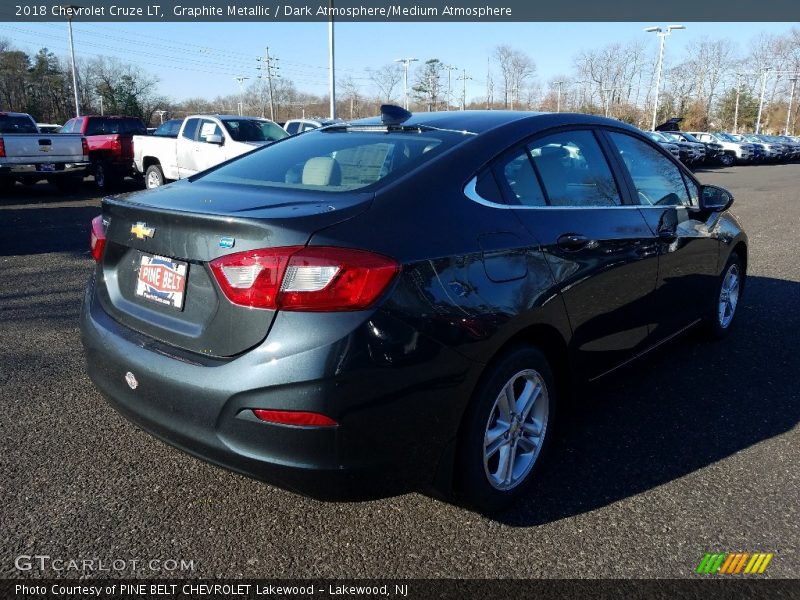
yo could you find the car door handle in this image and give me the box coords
[557,233,592,251]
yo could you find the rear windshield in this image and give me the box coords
[85,117,146,136]
[0,114,38,134]
[199,128,470,192]
[221,119,289,143]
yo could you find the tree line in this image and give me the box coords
[2,26,799,134]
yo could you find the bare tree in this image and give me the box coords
[367,63,402,104]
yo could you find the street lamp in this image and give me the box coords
[785,76,797,135]
[62,5,82,118]
[645,24,685,131]
[233,76,250,116]
[394,57,418,110]
[154,110,167,124]
[553,81,565,112]
[755,67,772,134]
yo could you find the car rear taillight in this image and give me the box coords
[90,215,106,262]
[252,409,338,427]
[209,246,400,311]
[0,138,5,158]
[81,137,89,157]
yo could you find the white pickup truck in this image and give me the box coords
[133,114,289,189]
[0,111,89,192]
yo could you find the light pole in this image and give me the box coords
[155,110,167,124]
[328,0,336,119]
[62,5,82,118]
[645,24,685,131]
[457,69,472,111]
[444,64,458,110]
[785,76,797,135]
[733,73,743,134]
[602,87,618,118]
[756,67,771,134]
[394,58,418,110]
[553,80,565,112]
[233,76,249,116]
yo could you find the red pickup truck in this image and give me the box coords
[60,115,146,190]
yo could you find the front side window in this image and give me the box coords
[199,128,467,192]
[608,132,691,207]
[527,130,622,207]
[198,119,223,142]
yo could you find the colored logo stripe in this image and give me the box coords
[697,553,773,574]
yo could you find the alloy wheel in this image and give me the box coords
[718,263,740,329]
[483,369,549,491]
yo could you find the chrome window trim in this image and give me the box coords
[464,176,665,210]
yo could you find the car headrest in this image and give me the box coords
[302,157,341,186]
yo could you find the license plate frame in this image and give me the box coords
[135,254,188,311]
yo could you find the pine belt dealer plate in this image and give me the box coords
[135,254,188,310]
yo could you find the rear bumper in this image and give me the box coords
[80,276,477,500]
[1,161,90,177]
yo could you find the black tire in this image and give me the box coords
[145,164,165,189]
[0,177,15,195]
[703,252,744,340]
[93,160,119,191]
[51,176,82,193]
[720,153,735,167]
[456,345,556,513]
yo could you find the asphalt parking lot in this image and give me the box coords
[1,166,798,579]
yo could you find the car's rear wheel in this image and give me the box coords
[145,164,165,189]
[457,346,555,513]
[704,252,743,339]
[720,153,735,167]
[93,160,118,191]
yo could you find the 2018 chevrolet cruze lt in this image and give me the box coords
[80,107,747,512]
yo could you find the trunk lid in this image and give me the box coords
[96,178,372,357]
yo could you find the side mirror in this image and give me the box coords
[205,134,223,145]
[699,184,733,212]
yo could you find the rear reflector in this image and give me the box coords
[0,138,5,158]
[209,246,399,311]
[253,409,338,427]
[90,215,106,262]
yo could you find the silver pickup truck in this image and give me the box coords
[0,112,90,192]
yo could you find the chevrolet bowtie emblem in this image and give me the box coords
[131,222,155,240]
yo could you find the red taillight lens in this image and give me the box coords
[81,137,89,157]
[90,215,106,262]
[209,246,303,309]
[0,138,5,158]
[253,409,338,427]
[209,246,400,311]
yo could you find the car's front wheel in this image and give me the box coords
[720,153,735,167]
[145,164,165,189]
[704,252,743,339]
[457,346,555,513]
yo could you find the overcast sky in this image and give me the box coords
[0,21,794,101]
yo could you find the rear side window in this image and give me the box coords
[181,118,200,140]
[527,130,621,207]
[607,132,691,207]
[285,122,300,135]
[199,128,469,192]
[498,150,546,206]
[0,114,38,134]
[60,119,75,134]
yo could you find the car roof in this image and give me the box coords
[350,110,631,136]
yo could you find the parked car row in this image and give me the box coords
[3,109,799,196]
